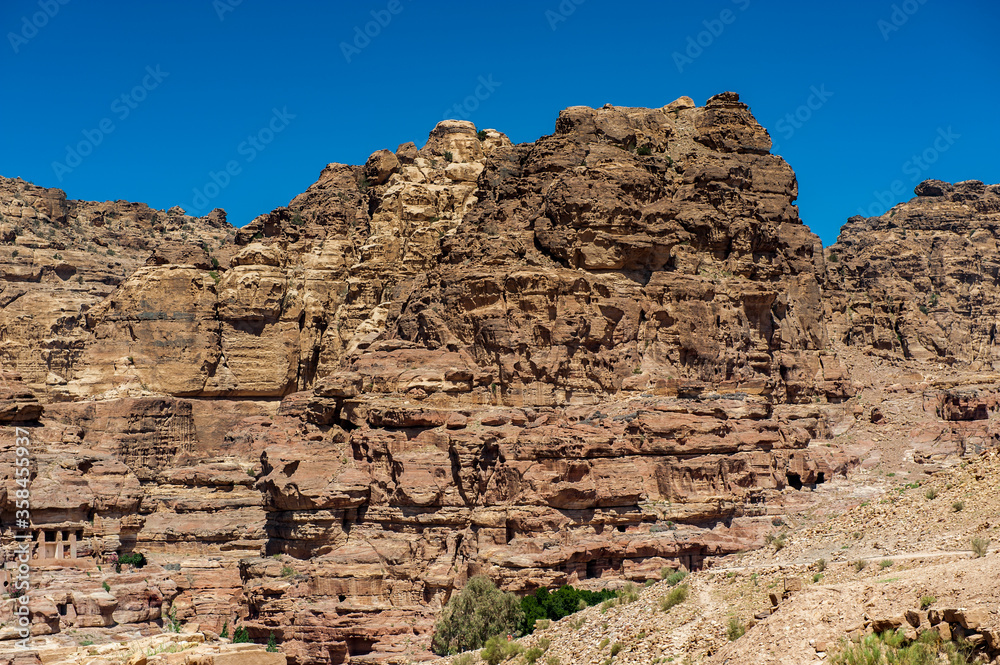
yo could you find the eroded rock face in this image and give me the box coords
[825,179,1000,367]
[9,95,996,664]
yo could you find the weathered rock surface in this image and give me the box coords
[825,179,1000,367]
[3,94,1000,664]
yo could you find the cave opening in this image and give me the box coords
[786,472,803,490]
[816,472,826,485]
[586,560,597,579]
[346,638,376,657]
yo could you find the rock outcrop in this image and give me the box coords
[825,179,1000,367]
[3,94,999,664]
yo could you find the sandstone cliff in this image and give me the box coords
[2,93,996,664]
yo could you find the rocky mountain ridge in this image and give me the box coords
[2,92,999,664]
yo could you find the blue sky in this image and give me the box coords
[1,0,997,245]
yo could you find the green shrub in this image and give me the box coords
[813,573,823,583]
[610,642,622,656]
[519,584,615,634]
[454,655,475,665]
[444,151,454,162]
[659,584,688,612]
[433,576,523,655]
[481,635,523,665]
[232,625,250,643]
[829,628,966,665]
[636,145,652,156]
[477,129,488,141]
[266,632,278,653]
[119,552,147,568]
[727,617,745,641]
[879,559,893,570]
[525,646,544,664]
[665,570,688,586]
[854,559,868,572]
[816,558,827,572]
[102,581,111,592]
[617,582,639,604]
[828,252,838,263]
[972,537,989,557]
[919,596,936,610]
[167,606,181,633]
[952,500,964,512]
[220,620,229,639]
[925,488,937,500]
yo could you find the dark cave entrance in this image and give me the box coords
[786,472,803,490]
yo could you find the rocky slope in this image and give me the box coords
[427,447,1000,665]
[2,92,999,664]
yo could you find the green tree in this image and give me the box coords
[432,576,523,655]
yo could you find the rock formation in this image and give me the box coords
[1,92,997,664]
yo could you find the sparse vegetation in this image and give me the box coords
[477,129,488,141]
[726,616,746,641]
[102,581,111,592]
[831,628,981,665]
[433,575,523,655]
[972,537,989,557]
[925,488,937,500]
[266,632,279,652]
[636,145,652,156]
[659,584,689,612]
[232,625,251,643]
[952,500,964,512]
[813,573,824,583]
[661,569,688,586]
[919,595,936,610]
[879,559,894,570]
[166,605,181,632]
[816,558,827,572]
[281,565,295,577]
[854,559,868,572]
[481,635,523,665]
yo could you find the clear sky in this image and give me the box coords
[2,0,997,245]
